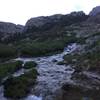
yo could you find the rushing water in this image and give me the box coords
[0,43,78,100]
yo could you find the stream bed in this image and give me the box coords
[0,43,94,100]
[18,43,77,100]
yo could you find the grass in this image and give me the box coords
[57,61,66,65]
[17,33,85,57]
[63,33,100,72]
[0,32,86,58]
[3,68,38,99]
[19,39,65,57]
[0,44,17,59]
[64,51,100,72]
[0,61,23,83]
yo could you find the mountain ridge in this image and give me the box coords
[0,6,100,43]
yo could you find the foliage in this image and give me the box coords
[17,33,84,57]
[24,61,37,69]
[64,51,100,72]
[0,27,86,58]
[0,44,17,58]
[57,61,65,65]
[0,61,23,82]
[3,68,38,99]
[18,40,65,57]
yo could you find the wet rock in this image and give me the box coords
[65,68,73,72]
[52,59,57,62]
[50,75,54,77]
[24,61,37,69]
[74,69,82,73]
[57,61,65,65]
[62,84,71,91]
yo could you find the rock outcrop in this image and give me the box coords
[24,11,88,33]
[0,6,100,43]
[0,22,24,42]
[0,22,23,34]
[87,6,100,23]
[89,6,100,16]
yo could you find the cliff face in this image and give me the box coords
[87,6,100,23]
[24,11,88,33]
[25,11,86,28]
[0,22,23,34]
[89,6,100,16]
[0,22,24,42]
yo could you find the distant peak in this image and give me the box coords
[89,6,100,16]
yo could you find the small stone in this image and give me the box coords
[52,59,57,62]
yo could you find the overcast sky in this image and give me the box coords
[0,0,99,25]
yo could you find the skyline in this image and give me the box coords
[0,0,99,25]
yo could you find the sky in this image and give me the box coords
[0,0,100,25]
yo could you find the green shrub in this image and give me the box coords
[24,61,37,69]
[0,44,17,58]
[19,40,65,57]
[17,34,86,57]
[63,54,79,65]
[3,68,38,99]
[57,61,65,65]
[0,61,23,82]
[64,51,100,72]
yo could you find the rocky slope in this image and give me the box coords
[0,22,23,43]
[0,6,100,43]
[23,11,88,40]
[60,6,100,100]
[24,11,87,31]
[0,11,88,43]
[89,6,100,16]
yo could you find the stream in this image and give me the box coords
[0,43,79,100]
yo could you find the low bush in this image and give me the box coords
[0,61,23,82]
[64,51,100,72]
[3,68,38,99]
[24,61,37,69]
[0,44,17,58]
[19,40,65,57]
[18,34,83,57]
[57,61,65,65]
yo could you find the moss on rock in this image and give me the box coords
[24,61,37,69]
[3,68,38,99]
[0,60,23,83]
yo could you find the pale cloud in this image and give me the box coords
[0,0,99,25]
